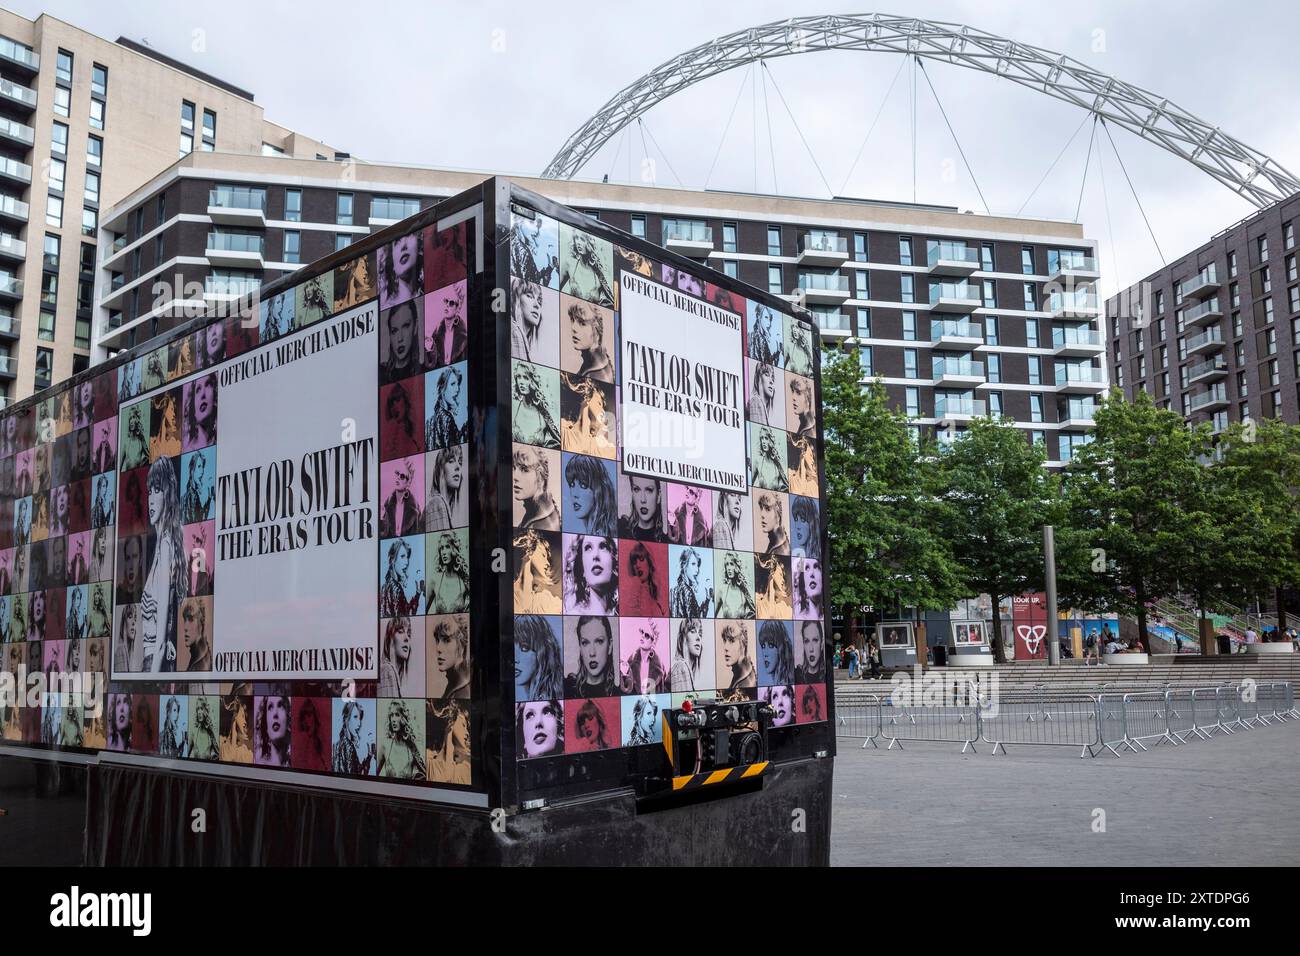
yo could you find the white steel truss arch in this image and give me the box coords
[541,13,1298,208]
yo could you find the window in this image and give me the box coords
[856,308,871,338]
[767,226,781,256]
[898,237,912,266]
[1159,372,1169,396]
[902,311,916,341]
[1238,371,1248,398]
[1229,251,1238,278]
[903,349,918,379]
[900,274,914,304]
[82,207,97,237]
[41,272,57,308]
[35,349,53,391]
[37,306,55,341]
[285,189,302,223]
[1023,282,1036,311]
[722,260,738,279]
[84,170,99,204]
[1290,287,1300,314]
[982,279,996,308]
[854,233,867,263]
[722,223,737,253]
[1030,394,1044,423]
[157,193,167,223]
[1156,318,1166,341]
[981,243,994,272]
[1269,359,1280,387]
[858,346,873,377]
[1028,355,1041,385]
[1115,363,1125,388]
[53,86,70,117]
[181,100,195,131]
[202,109,216,147]
[1263,298,1275,326]
[79,243,94,275]
[1159,345,1168,369]
[56,49,73,84]
[51,121,68,155]
[1021,246,1034,275]
[905,387,920,416]
[87,135,102,167]
[87,98,106,131]
[46,195,63,228]
[768,265,782,295]
[1265,327,1277,355]
[92,63,108,97]
[335,234,354,252]
[337,193,354,226]
[1025,319,1038,348]
[985,315,999,345]
[283,231,301,264]
[856,270,869,298]
[43,234,60,271]
[48,157,65,192]
[629,215,646,239]
[1230,281,1240,308]
[179,133,193,157]
[1234,311,1244,337]
[987,391,1003,416]
[986,353,1001,383]
[1261,267,1272,294]
[154,235,163,263]
[1286,221,1295,249]
[1257,235,1270,263]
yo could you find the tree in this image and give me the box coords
[1061,389,1213,651]
[1215,417,1300,633]
[934,417,1059,663]
[820,347,964,631]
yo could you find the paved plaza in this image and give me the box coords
[831,727,1300,866]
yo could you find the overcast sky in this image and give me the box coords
[14,0,1300,292]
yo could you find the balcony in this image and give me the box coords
[0,115,33,148]
[0,38,39,73]
[1051,326,1105,356]
[0,354,15,378]
[207,188,267,227]
[0,233,23,262]
[1047,291,1100,318]
[927,243,980,277]
[796,272,850,304]
[1055,365,1107,393]
[0,275,22,301]
[1189,383,1230,413]
[0,314,18,339]
[1186,357,1229,385]
[0,77,37,112]
[662,222,713,258]
[929,282,982,313]
[1057,410,1097,429]
[0,193,28,225]
[205,232,266,269]
[798,233,849,267]
[1186,326,1226,356]
[1177,265,1219,300]
[934,397,987,420]
[1181,297,1222,328]
[1048,254,1100,285]
[932,357,985,386]
[204,276,261,302]
[0,155,31,187]
[931,319,983,348]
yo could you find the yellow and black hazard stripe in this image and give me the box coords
[671,762,768,792]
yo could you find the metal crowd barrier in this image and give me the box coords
[834,681,1297,758]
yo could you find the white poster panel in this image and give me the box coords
[618,272,746,493]
[111,302,379,681]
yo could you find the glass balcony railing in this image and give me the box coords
[0,37,39,70]
[370,198,421,222]
[0,314,19,336]
[1177,264,1218,298]
[0,275,23,297]
[0,77,37,107]
[797,272,850,293]
[0,194,29,219]
[1051,326,1103,348]
[662,221,712,244]
[933,358,985,379]
[206,232,265,255]
[1186,358,1228,380]
[1186,327,1225,351]
[1054,365,1105,385]
[934,397,987,418]
[1058,400,1097,421]
[800,233,848,255]
[0,115,34,146]
[1189,384,1228,411]
[208,186,267,211]
[0,356,16,375]
[1182,297,1222,323]
[929,280,979,302]
[931,319,981,341]
[1048,291,1100,313]
[927,243,979,267]
[0,155,31,182]
[1048,251,1098,274]
[205,275,261,297]
[0,234,24,258]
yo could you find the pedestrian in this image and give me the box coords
[1082,627,1098,666]
[866,638,881,679]
[847,644,860,680]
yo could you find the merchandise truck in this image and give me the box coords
[0,178,834,865]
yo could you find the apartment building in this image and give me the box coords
[93,151,1104,463]
[1106,192,1300,431]
[0,8,339,402]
